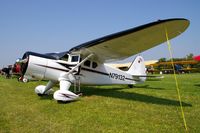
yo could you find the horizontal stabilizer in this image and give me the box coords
[132,75,164,79]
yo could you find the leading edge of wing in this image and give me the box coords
[69,18,189,53]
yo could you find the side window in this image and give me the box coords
[92,62,98,68]
[61,54,69,61]
[84,60,91,67]
[71,56,79,62]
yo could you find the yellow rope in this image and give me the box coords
[165,28,188,132]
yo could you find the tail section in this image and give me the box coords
[126,56,146,76]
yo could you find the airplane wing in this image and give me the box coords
[69,18,189,62]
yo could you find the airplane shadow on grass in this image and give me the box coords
[39,94,54,100]
[194,84,200,87]
[39,94,77,104]
[81,86,192,107]
[38,86,192,107]
[131,84,165,90]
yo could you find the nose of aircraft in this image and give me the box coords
[15,52,30,76]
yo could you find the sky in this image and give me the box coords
[0,0,199,66]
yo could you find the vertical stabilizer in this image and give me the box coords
[126,56,146,76]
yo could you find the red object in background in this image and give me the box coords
[13,64,21,73]
[193,55,200,61]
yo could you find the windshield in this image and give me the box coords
[59,53,69,61]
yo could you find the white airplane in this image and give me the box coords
[18,18,189,102]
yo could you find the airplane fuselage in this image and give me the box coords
[24,54,144,86]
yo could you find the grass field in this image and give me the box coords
[0,74,200,133]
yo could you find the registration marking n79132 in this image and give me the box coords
[109,73,125,81]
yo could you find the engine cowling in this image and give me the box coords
[25,55,47,80]
[20,51,78,82]
[20,51,57,80]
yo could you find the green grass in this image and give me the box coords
[0,74,200,133]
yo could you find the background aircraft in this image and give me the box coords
[193,55,200,61]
